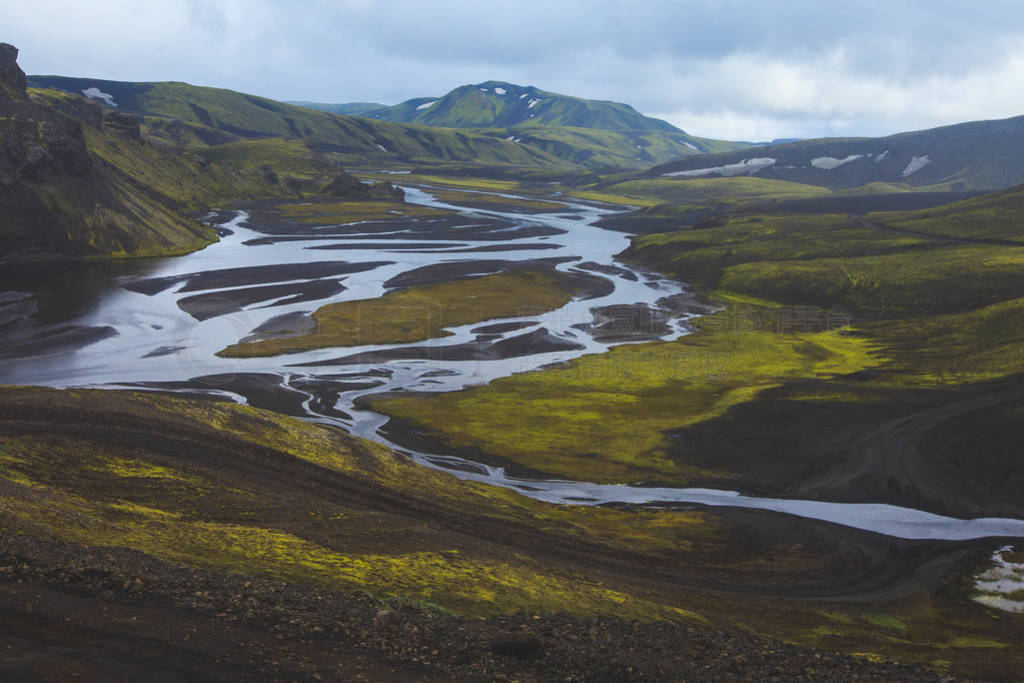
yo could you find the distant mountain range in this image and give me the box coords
[644,116,1024,191]
[285,81,750,165]
[26,75,558,167]
[286,101,385,116]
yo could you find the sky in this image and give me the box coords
[4,0,1024,141]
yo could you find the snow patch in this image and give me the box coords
[663,157,777,178]
[810,154,863,170]
[494,87,507,95]
[973,546,1024,614]
[519,92,528,99]
[682,142,699,152]
[479,88,488,93]
[375,144,388,153]
[875,150,889,162]
[902,155,931,177]
[82,87,117,107]
[527,98,541,109]
[415,100,436,110]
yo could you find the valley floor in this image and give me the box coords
[3,179,1024,679]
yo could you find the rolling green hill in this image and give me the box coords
[25,76,563,168]
[360,81,749,166]
[644,116,1024,191]
[366,81,680,131]
[287,101,385,116]
[26,75,747,169]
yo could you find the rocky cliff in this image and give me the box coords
[0,43,27,102]
[0,44,278,258]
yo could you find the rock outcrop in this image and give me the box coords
[0,43,27,101]
[0,44,93,188]
[0,44,212,258]
[321,171,405,200]
[102,110,143,142]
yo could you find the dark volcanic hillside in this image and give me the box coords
[644,116,1024,191]
[0,44,231,257]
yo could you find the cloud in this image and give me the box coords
[3,0,1024,140]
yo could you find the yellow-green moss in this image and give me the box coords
[219,269,583,357]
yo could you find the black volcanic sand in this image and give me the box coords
[303,241,469,250]
[0,291,36,327]
[575,293,713,343]
[238,200,568,242]
[667,374,1024,520]
[574,261,639,281]
[400,242,564,253]
[0,535,958,682]
[382,258,616,301]
[140,345,188,359]
[0,324,117,359]
[471,321,539,334]
[125,261,392,296]
[288,377,386,420]
[238,310,316,343]
[125,373,314,418]
[383,257,577,288]
[176,279,347,320]
[578,303,678,343]
[293,328,585,367]
[0,387,998,679]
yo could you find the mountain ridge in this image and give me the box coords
[365,80,682,132]
[643,115,1024,191]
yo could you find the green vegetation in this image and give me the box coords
[862,297,1024,385]
[869,184,1024,243]
[624,213,933,291]
[26,76,566,168]
[275,199,452,224]
[219,269,586,357]
[428,187,569,212]
[0,388,708,620]
[372,305,874,483]
[367,81,684,133]
[644,114,1024,191]
[595,177,831,204]
[486,125,724,168]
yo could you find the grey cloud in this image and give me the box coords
[3,0,1024,140]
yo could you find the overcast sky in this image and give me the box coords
[4,0,1024,141]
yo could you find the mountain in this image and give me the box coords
[27,76,747,169]
[366,81,679,132]
[287,101,386,116]
[644,116,1024,191]
[26,76,562,167]
[358,81,747,165]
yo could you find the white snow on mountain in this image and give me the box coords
[82,87,117,107]
[902,155,931,177]
[810,154,863,170]
[663,157,777,178]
